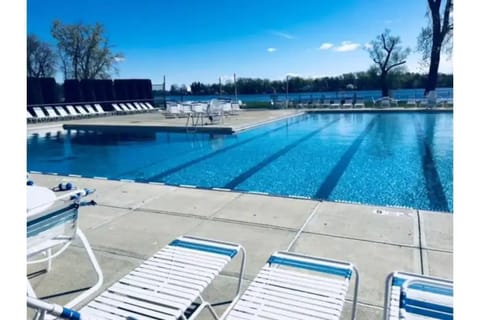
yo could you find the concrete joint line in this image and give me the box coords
[286,202,322,252]
[417,210,427,274]
[209,193,243,218]
[301,230,421,249]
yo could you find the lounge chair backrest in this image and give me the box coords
[112,103,123,112]
[133,102,146,110]
[27,110,34,119]
[126,103,138,111]
[384,271,453,320]
[66,105,79,115]
[93,104,105,113]
[84,105,97,114]
[32,107,48,118]
[221,250,359,320]
[119,103,131,111]
[44,107,58,118]
[76,106,89,114]
[144,102,155,109]
[55,106,69,117]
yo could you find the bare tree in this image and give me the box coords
[417,0,453,95]
[51,20,123,80]
[367,29,410,97]
[27,34,57,77]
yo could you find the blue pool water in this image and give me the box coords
[27,112,453,212]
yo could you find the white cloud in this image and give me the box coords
[271,31,294,39]
[114,56,126,62]
[364,42,373,50]
[333,41,361,52]
[267,48,277,53]
[318,43,334,50]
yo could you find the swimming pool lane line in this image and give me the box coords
[412,115,449,212]
[141,114,308,183]
[223,118,341,190]
[314,115,379,200]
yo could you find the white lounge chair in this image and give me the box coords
[343,99,354,108]
[27,110,35,122]
[144,102,155,110]
[84,104,98,115]
[75,105,90,117]
[134,102,148,111]
[231,102,241,115]
[55,106,70,119]
[330,100,341,108]
[126,102,139,112]
[120,103,134,112]
[32,107,49,122]
[407,98,418,107]
[165,103,180,118]
[220,251,359,320]
[93,104,107,115]
[27,187,103,317]
[207,99,225,124]
[65,105,82,118]
[28,236,246,320]
[353,99,365,108]
[384,271,453,320]
[44,106,60,121]
[112,103,124,113]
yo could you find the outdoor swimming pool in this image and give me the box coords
[27,112,453,212]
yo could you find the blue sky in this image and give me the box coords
[27,0,453,87]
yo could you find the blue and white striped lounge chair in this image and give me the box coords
[75,105,90,117]
[134,102,147,111]
[28,236,246,320]
[220,251,359,320]
[384,271,453,320]
[120,103,133,112]
[27,187,103,316]
[28,236,247,320]
[84,104,98,115]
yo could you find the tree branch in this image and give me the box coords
[385,60,406,72]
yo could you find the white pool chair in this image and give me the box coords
[65,105,81,118]
[221,251,359,320]
[353,99,365,108]
[27,187,103,316]
[75,105,90,117]
[44,106,60,121]
[84,104,98,115]
[384,271,453,320]
[120,103,133,112]
[32,107,49,122]
[111,103,123,113]
[55,106,70,119]
[231,102,241,115]
[126,102,139,112]
[330,100,341,108]
[27,110,35,122]
[165,103,181,118]
[134,102,148,111]
[343,99,354,108]
[407,98,418,107]
[207,99,225,124]
[179,103,193,118]
[93,104,107,115]
[144,102,155,109]
[28,236,246,320]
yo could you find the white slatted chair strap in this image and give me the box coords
[85,105,97,113]
[112,104,123,111]
[33,107,47,117]
[66,105,78,115]
[126,103,138,110]
[119,103,131,111]
[145,102,155,109]
[55,106,69,116]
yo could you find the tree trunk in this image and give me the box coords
[380,72,388,97]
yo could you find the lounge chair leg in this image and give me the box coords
[205,302,220,320]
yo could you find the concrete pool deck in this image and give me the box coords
[27,108,453,319]
[27,173,453,320]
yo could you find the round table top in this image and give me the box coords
[27,186,56,217]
